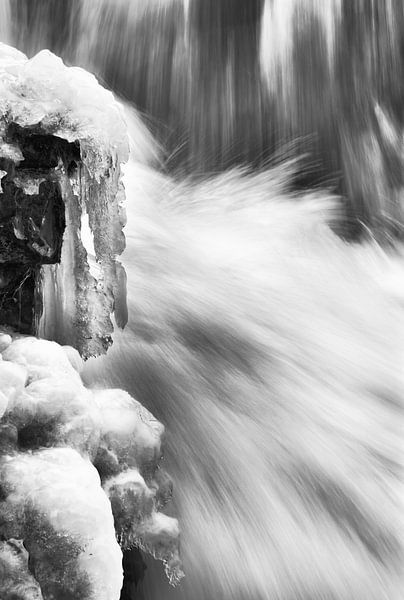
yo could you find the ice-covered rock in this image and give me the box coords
[0,361,27,407]
[0,448,123,600]
[93,388,164,474]
[0,333,183,599]
[0,43,129,357]
[0,43,181,597]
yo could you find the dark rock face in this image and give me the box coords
[0,125,82,334]
[0,263,37,334]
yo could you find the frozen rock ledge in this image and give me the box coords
[0,44,183,599]
[0,332,183,599]
[0,43,129,358]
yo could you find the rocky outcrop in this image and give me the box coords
[0,44,183,599]
[0,332,183,599]
[0,44,129,358]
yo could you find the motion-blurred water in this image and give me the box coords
[83,156,404,600]
[5,0,404,238]
[3,2,404,599]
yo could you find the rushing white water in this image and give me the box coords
[1,2,404,599]
[81,149,404,600]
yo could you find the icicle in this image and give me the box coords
[0,43,129,357]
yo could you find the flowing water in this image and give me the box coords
[2,2,404,599]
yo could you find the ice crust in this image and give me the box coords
[0,333,183,599]
[0,44,129,178]
[0,43,129,357]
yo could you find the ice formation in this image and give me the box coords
[0,43,130,357]
[0,332,183,599]
[0,42,182,599]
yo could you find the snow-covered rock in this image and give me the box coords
[0,44,129,357]
[0,334,183,599]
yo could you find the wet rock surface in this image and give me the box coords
[0,128,75,334]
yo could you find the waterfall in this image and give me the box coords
[4,1,404,236]
[1,3,403,600]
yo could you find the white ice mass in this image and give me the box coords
[0,43,183,599]
[0,43,131,356]
[0,333,183,599]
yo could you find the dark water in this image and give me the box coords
[2,2,404,599]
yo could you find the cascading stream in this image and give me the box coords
[1,2,404,600]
